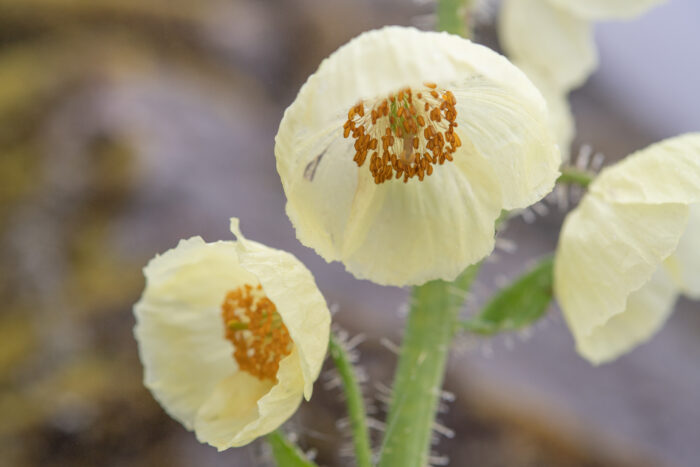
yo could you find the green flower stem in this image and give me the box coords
[377,264,480,467]
[266,430,318,467]
[328,333,373,467]
[557,167,595,188]
[437,0,469,37]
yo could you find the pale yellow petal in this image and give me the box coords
[514,61,574,162]
[591,133,700,205]
[134,238,252,429]
[576,268,678,364]
[231,219,330,398]
[499,0,597,91]
[194,348,303,449]
[340,148,503,286]
[547,0,667,20]
[555,195,689,350]
[664,203,700,299]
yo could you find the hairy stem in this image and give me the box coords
[267,430,318,467]
[377,265,480,467]
[328,333,373,467]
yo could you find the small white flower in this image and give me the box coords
[554,134,700,364]
[276,26,560,286]
[133,219,330,449]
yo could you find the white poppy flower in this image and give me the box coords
[499,0,667,92]
[554,134,700,364]
[276,26,560,286]
[133,219,330,449]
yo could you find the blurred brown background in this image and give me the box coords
[0,1,698,466]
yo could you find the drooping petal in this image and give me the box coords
[277,26,560,286]
[133,238,252,428]
[231,219,331,399]
[554,195,690,358]
[591,133,700,205]
[547,0,667,20]
[575,267,678,364]
[499,0,597,91]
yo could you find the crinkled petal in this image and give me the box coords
[514,61,574,162]
[231,219,330,398]
[547,0,667,20]
[591,133,700,205]
[576,267,678,364]
[340,147,503,286]
[555,195,690,353]
[665,203,700,299]
[499,0,597,91]
[277,26,560,286]
[133,238,254,429]
[194,347,303,449]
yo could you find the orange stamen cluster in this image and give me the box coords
[221,284,292,381]
[343,82,462,184]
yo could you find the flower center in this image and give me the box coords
[221,284,292,381]
[343,83,461,184]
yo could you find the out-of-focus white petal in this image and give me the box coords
[277,26,560,286]
[231,219,330,399]
[591,133,700,205]
[554,195,689,358]
[547,0,667,20]
[499,0,597,91]
[575,267,678,364]
[665,204,700,299]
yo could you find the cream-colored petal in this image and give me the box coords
[555,195,689,346]
[514,61,574,163]
[547,0,667,20]
[576,267,678,364]
[194,348,303,450]
[591,133,700,205]
[134,238,252,429]
[499,0,597,91]
[340,147,504,286]
[665,203,700,299]
[452,76,561,208]
[277,26,560,285]
[231,219,330,399]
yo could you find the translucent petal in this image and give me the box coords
[547,0,667,20]
[665,203,700,299]
[133,238,252,429]
[576,267,678,364]
[514,61,574,163]
[195,348,303,449]
[555,195,690,354]
[277,26,560,286]
[231,219,331,398]
[499,0,597,91]
[591,133,700,205]
[341,148,503,286]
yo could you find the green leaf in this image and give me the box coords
[462,255,554,335]
[266,431,318,467]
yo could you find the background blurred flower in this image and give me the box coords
[554,134,700,364]
[133,219,330,449]
[276,26,560,286]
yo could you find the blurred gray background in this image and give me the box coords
[0,0,697,466]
